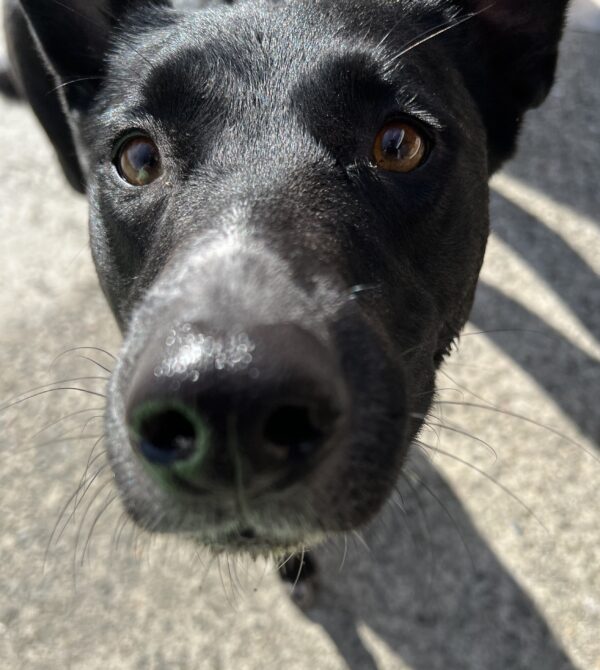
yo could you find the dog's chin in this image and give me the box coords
[108,423,410,551]
[120,497,330,556]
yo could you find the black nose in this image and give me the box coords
[125,323,347,494]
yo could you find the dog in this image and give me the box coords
[2,0,570,592]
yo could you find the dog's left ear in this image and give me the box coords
[8,0,172,191]
[18,0,172,110]
[454,0,570,170]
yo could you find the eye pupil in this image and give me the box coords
[382,128,407,158]
[116,136,162,186]
[373,122,427,173]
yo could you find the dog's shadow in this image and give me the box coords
[302,452,575,670]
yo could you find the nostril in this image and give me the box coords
[263,404,333,461]
[132,404,201,465]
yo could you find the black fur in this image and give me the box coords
[3,0,570,555]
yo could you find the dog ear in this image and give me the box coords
[8,0,171,191]
[455,0,570,170]
[18,0,171,108]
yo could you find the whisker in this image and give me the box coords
[217,554,236,609]
[9,433,104,463]
[339,534,349,573]
[419,417,442,449]
[59,457,110,544]
[45,458,109,569]
[351,530,371,553]
[3,388,107,416]
[292,546,306,591]
[73,477,115,575]
[398,472,435,588]
[49,76,104,94]
[276,552,296,572]
[416,440,547,531]
[388,486,425,557]
[413,413,498,461]
[28,406,105,443]
[434,401,599,464]
[386,4,494,69]
[399,322,558,364]
[50,0,109,22]
[125,512,141,558]
[75,435,108,510]
[1,378,108,414]
[80,492,119,567]
[461,327,556,341]
[74,354,113,374]
[34,423,104,449]
[441,361,500,372]
[78,415,105,436]
[405,473,477,572]
[226,554,243,602]
[51,346,116,368]
[111,510,132,556]
[439,368,500,408]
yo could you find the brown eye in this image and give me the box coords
[373,121,427,173]
[116,135,163,186]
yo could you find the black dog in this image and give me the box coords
[3,0,570,584]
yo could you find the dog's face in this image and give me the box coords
[15,0,569,553]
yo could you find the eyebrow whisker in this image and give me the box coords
[385,4,495,70]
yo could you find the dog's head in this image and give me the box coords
[18,0,569,553]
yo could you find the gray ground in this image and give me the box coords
[0,12,599,670]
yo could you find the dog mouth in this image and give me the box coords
[207,527,314,555]
[217,528,265,552]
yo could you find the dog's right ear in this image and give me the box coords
[451,0,570,171]
[7,0,171,191]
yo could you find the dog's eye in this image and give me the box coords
[115,136,163,186]
[373,121,427,173]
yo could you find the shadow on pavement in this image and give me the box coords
[470,280,599,447]
[299,453,576,670]
[489,193,600,342]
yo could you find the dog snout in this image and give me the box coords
[125,322,349,495]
